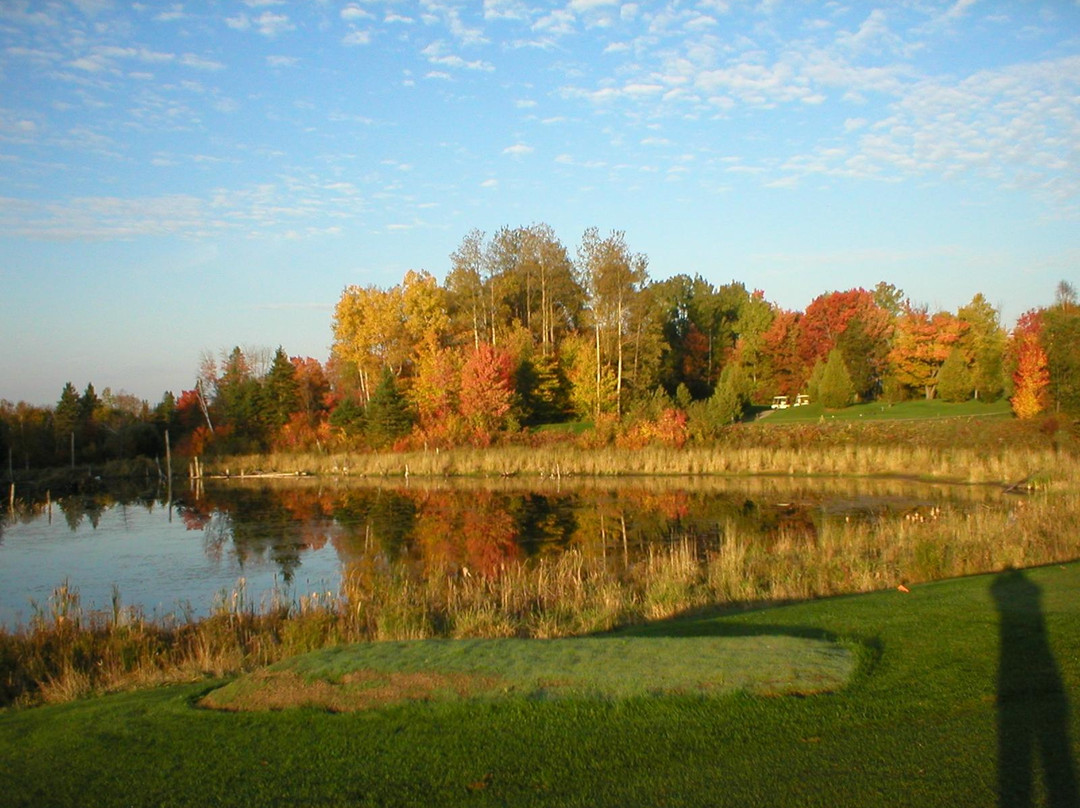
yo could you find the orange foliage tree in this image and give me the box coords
[888,307,968,399]
[1010,311,1050,419]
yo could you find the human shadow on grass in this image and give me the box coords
[992,569,1078,808]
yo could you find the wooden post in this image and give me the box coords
[165,430,173,521]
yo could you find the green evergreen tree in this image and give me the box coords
[699,361,750,430]
[54,382,81,462]
[1042,303,1080,415]
[264,347,300,431]
[79,383,102,460]
[365,369,413,448]
[675,382,693,410]
[215,347,266,449]
[806,359,826,404]
[936,347,973,403]
[528,353,571,423]
[329,396,366,438]
[818,349,855,409]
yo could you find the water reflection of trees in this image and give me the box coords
[181,476,1000,580]
[10,476,1002,582]
[178,485,343,583]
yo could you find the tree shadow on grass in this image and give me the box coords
[601,599,884,681]
[992,569,1079,808]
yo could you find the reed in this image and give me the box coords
[2,487,1077,707]
[207,418,1078,486]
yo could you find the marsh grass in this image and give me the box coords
[2,485,1077,708]
[209,418,1078,485]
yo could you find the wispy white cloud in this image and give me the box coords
[343,30,372,46]
[341,5,373,22]
[421,40,494,71]
[155,6,187,23]
[180,53,224,70]
[502,143,534,157]
[227,11,294,37]
[483,0,531,22]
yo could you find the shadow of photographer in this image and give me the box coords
[992,569,1078,807]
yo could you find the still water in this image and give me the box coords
[0,476,1000,628]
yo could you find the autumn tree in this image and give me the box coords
[578,228,649,418]
[560,331,616,419]
[522,223,583,352]
[798,289,891,400]
[872,281,906,317]
[1010,312,1050,419]
[331,284,408,402]
[409,344,462,440]
[401,269,450,350]
[447,229,488,350]
[957,293,1006,401]
[459,343,515,441]
[887,306,967,399]
[291,357,331,425]
[760,308,803,398]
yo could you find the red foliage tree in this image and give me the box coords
[459,343,514,442]
[761,309,804,397]
[798,288,892,398]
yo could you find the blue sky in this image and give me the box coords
[1,0,1078,405]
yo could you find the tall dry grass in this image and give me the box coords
[3,486,1077,708]
[209,421,1077,486]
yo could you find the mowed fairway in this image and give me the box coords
[2,563,1078,807]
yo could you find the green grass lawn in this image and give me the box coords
[761,397,1013,424]
[202,633,856,712]
[2,562,1078,807]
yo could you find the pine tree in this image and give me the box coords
[365,369,413,448]
[818,349,855,409]
[936,348,972,403]
[264,347,300,431]
[54,382,81,462]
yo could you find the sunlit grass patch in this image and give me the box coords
[764,398,1013,424]
[200,634,857,712]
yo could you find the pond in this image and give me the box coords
[0,475,1006,628]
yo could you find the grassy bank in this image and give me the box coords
[762,397,1013,423]
[209,416,1078,485]
[3,485,1077,706]
[2,562,1078,807]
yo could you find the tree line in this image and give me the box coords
[3,224,1078,469]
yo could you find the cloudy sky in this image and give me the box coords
[1,0,1078,405]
